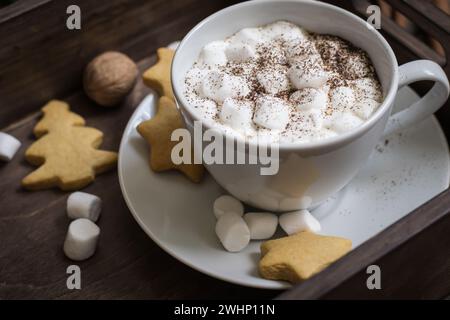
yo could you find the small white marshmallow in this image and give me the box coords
[353,98,381,120]
[225,43,257,62]
[243,212,278,240]
[285,40,320,65]
[258,43,288,65]
[200,71,250,103]
[257,66,290,95]
[351,78,383,102]
[290,88,327,111]
[253,96,290,130]
[279,196,312,211]
[263,21,306,42]
[215,212,250,252]
[288,63,328,89]
[0,132,21,162]
[213,195,244,219]
[325,111,364,133]
[307,108,324,129]
[279,210,321,235]
[330,86,356,111]
[345,54,372,78]
[220,98,254,134]
[184,67,209,94]
[190,98,218,126]
[231,27,265,48]
[199,41,228,66]
[67,192,102,222]
[63,218,100,261]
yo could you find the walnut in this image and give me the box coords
[83,51,138,107]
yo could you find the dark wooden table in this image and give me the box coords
[0,0,449,299]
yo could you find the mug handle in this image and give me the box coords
[384,60,450,137]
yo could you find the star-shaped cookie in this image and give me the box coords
[142,48,175,98]
[137,96,204,183]
[259,231,352,283]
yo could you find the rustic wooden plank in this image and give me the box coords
[352,0,447,66]
[351,0,450,157]
[321,212,450,299]
[0,0,51,23]
[384,0,450,68]
[0,57,276,299]
[404,0,450,33]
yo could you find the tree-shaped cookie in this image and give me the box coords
[22,100,118,191]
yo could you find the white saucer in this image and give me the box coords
[118,87,450,290]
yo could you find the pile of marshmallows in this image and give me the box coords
[214,195,321,252]
[185,21,382,140]
[64,192,102,261]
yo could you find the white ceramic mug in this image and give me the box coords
[172,0,450,212]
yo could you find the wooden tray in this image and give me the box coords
[0,0,448,299]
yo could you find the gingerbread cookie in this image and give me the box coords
[137,96,204,183]
[142,48,175,98]
[259,231,352,283]
[22,100,117,191]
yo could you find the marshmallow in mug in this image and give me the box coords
[288,62,329,90]
[219,98,255,134]
[253,96,290,130]
[231,28,265,48]
[199,41,228,66]
[353,99,380,120]
[0,132,21,162]
[200,71,250,103]
[284,39,320,64]
[325,111,365,134]
[290,88,328,111]
[183,20,383,143]
[329,86,356,110]
[225,43,257,63]
[262,20,307,42]
[256,65,291,94]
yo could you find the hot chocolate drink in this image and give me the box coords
[183,21,383,143]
